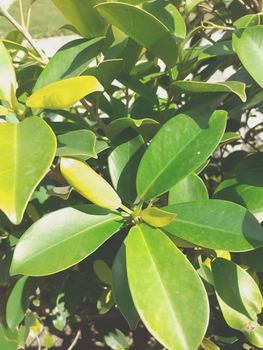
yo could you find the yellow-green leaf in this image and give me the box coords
[27,76,103,109]
[0,40,17,105]
[60,157,122,210]
[0,117,57,225]
[141,207,176,227]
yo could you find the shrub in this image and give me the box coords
[1,0,263,349]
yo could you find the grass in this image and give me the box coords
[0,0,67,38]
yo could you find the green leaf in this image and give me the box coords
[34,37,106,91]
[27,76,103,109]
[185,0,205,13]
[143,0,186,39]
[214,177,263,214]
[0,40,17,105]
[51,0,107,38]
[172,81,247,102]
[212,258,263,347]
[141,207,176,227]
[118,73,158,104]
[136,110,227,201]
[106,117,160,139]
[108,132,145,204]
[164,200,263,252]
[0,117,57,225]
[0,325,18,350]
[96,2,178,67]
[168,173,208,205]
[234,14,261,29]
[11,207,123,276]
[6,277,36,330]
[233,26,263,88]
[242,247,263,272]
[84,59,124,88]
[112,244,139,330]
[56,130,97,159]
[60,158,122,210]
[93,260,112,285]
[126,224,209,350]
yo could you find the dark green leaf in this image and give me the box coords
[108,132,145,204]
[112,244,139,330]
[96,2,178,67]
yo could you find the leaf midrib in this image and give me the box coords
[16,214,122,267]
[139,120,207,199]
[138,226,189,350]
[170,217,257,240]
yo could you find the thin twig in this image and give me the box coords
[0,6,48,64]
[80,98,106,132]
[18,0,25,28]
[67,330,81,350]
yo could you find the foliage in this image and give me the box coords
[1,0,263,349]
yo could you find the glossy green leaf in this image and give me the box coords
[56,130,97,159]
[112,244,139,330]
[96,2,178,67]
[234,14,261,29]
[168,173,208,205]
[233,26,263,88]
[214,177,263,214]
[141,207,176,227]
[6,277,36,330]
[27,76,103,109]
[137,110,227,201]
[84,59,124,88]
[126,224,209,350]
[212,258,263,347]
[143,0,186,39]
[106,117,160,139]
[220,131,240,144]
[164,200,263,251]
[11,207,123,276]
[0,117,56,225]
[34,37,106,91]
[51,0,107,38]
[60,158,122,210]
[0,40,17,104]
[172,81,247,102]
[108,133,145,204]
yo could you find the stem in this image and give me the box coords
[67,330,81,350]
[80,98,107,132]
[18,0,25,28]
[0,6,48,64]
[26,1,34,29]
[119,204,133,215]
